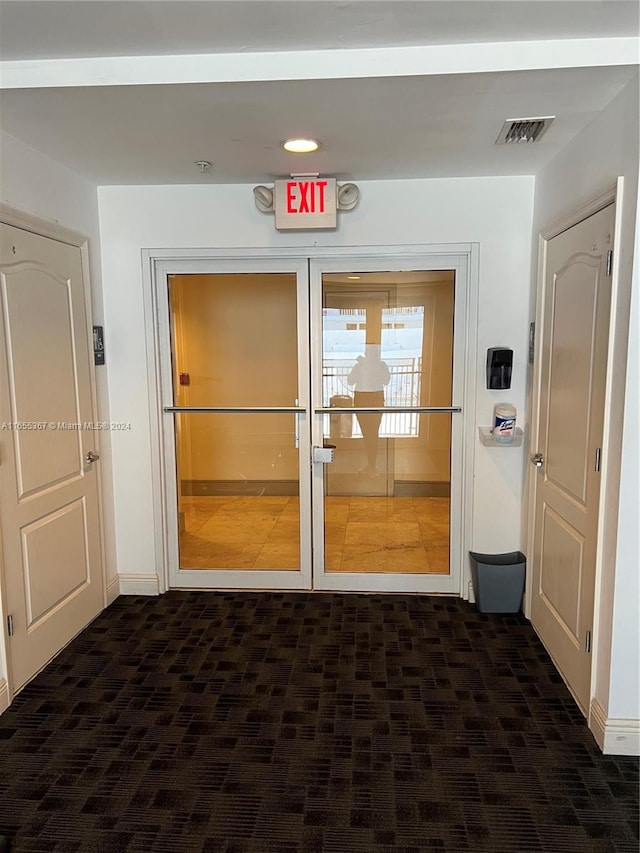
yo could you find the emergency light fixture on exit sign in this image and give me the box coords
[253,176,360,231]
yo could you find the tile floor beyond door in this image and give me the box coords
[179,496,450,574]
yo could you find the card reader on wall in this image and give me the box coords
[486,348,513,389]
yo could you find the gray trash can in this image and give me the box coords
[469,551,526,614]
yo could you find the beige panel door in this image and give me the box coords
[0,223,104,692]
[531,204,614,713]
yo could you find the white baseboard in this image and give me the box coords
[106,574,120,605]
[0,678,9,714]
[590,699,640,756]
[118,573,161,596]
[590,699,608,750]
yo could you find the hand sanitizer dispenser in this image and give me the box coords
[486,348,513,390]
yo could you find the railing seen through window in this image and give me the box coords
[323,357,422,438]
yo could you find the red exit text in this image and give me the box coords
[286,180,328,214]
[274,176,337,230]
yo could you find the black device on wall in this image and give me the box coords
[486,347,513,389]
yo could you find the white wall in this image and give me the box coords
[98,175,535,585]
[531,75,639,726]
[0,132,118,595]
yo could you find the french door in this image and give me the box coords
[311,258,464,593]
[158,252,467,593]
[160,258,312,590]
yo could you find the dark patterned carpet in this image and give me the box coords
[0,592,638,852]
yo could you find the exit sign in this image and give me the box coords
[274,177,337,230]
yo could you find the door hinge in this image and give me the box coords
[7,614,14,637]
[585,629,592,654]
[606,250,613,277]
[528,322,535,364]
[595,447,601,472]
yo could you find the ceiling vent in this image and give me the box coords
[496,116,555,145]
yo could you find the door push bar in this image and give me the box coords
[163,406,306,413]
[164,406,462,414]
[314,406,462,414]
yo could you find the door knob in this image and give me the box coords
[530,453,544,468]
[85,450,100,464]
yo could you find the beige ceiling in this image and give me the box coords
[0,1,638,185]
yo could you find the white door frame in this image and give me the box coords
[143,243,478,597]
[154,255,313,591]
[525,181,624,735]
[0,203,107,710]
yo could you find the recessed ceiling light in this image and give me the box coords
[347,276,361,280]
[282,138,320,153]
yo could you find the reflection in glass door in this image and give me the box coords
[313,268,460,591]
[163,265,311,590]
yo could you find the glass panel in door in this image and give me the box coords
[167,271,310,588]
[319,271,454,581]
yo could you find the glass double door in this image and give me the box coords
[163,256,462,593]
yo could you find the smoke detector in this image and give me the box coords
[496,117,555,144]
